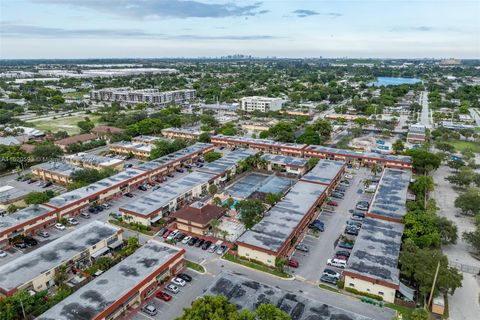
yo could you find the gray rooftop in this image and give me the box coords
[204,273,377,320]
[47,169,146,209]
[135,142,212,172]
[238,181,326,253]
[120,171,215,216]
[306,145,412,164]
[38,240,181,320]
[110,141,153,152]
[0,204,54,235]
[301,159,345,185]
[0,185,29,204]
[132,135,165,143]
[0,221,120,292]
[345,218,404,285]
[65,153,123,167]
[213,134,307,150]
[369,168,412,220]
[197,148,258,175]
[32,161,81,177]
[260,154,308,167]
[162,127,202,135]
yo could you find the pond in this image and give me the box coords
[369,77,423,86]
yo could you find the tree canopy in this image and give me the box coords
[235,199,265,229]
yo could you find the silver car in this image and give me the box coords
[142,305,158,316]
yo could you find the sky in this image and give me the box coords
[0,0,479,59]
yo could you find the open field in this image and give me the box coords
[28,114,102,135]
[447,140,480,153]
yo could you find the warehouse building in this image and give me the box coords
[37,240,185,320]
[0,221,122,297]
[119,171,216,226]
[343,218,405,303]
[367,168,412,223]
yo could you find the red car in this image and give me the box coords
[288,259,299,268]
[156,291,172,301]
[334,255,348,261]
[162,230,171,239]
[327,200,338,206]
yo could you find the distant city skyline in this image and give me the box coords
[0,0,479,59]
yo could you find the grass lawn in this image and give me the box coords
[63,90,88,99]
[318,284,340,293]
[385,303,415,319]
[185,260,205,273]
[28,114,102,135]
[447,140,480,154]
[222,252,292,279]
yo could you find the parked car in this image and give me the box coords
[338,242,354,249]
[42,181,53,188]
[327,258,347,268]
[54,223,66,231]
[336,250,351,257]
[165,284,179,294]
[142,305,158,316]
[177,273,192,282]
[202,240,212,250]
[67,217,79,225]
[27,179,37,184]
[37,230,50,238]
[326,200,338,206]
[156,291,172,301]
[102,203,111,209]
[308,220,325,232]
[182,236,192,244]
[295,243,309,252]
[80,212,91,219]
[334,254,349,261]
[125,163,133,168]
[172,277,187,287]
[24,237,38,246]
[124,193,134,198]
[153,185,161,190]
[0,250,7,258]
[176,233,186,241]
[323,268,341,279]
[335,186,347,192]
[138,185,147,191]
[330,192,344,199]
[195,239,205,248]
[320,275,338,285]
[216,244,228,255]
[167,230,179,241]
[188,237,199,246]
[340,180,350,186]
[95,205,104,212]
[344,174,353,180]
[345,226,359,235]
[158,227,168,237]
[355,201,369,211]
[287,259,299,268]
[88,207,98,214]
[14,242,27,249]
[167,173,174,178]
[346,221,362,229]
[352,210,365,218]
[208,244,218,253]
[175,168,184,173]
[162,230,171,239]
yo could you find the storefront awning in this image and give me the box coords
[399,281,415,301]
[150,215,163,223]
[91,246,110,259]
[108,240,124,250]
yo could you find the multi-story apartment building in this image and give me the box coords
[239,96,284,112]
[90,88,196,106]
[407,124,427,143]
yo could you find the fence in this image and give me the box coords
[449,261,480,274]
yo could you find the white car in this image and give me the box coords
[172,277,186,287]
[0,250,7,258]
[54,223,66,231]
[344,174,353,180]
[165,283,179,294]
[181,236,192,244]
[67,218,79,225]
[166,230,179,241]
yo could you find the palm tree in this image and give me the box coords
[371,163,382,176]
[210,218,221,237]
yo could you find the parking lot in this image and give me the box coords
[287,167,373,284]
[131,269,213,320]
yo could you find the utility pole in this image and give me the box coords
[19,298,26,319]
[427,261,441,309]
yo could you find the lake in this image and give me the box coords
[369,77,423,86]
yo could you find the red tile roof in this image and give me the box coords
[55,133,96,146]
[171,202,226,226]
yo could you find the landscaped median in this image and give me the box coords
[222,252,293,279]
[185,260,206,273]
[108,219,155,236]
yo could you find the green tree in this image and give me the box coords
[265,193,281,206]
[198,132,211,143]
[399,240,462,300]
[77,118,95,133]
[255,304,290,320]
[445,167,475,188]
[463,228,480,254]
[32,144,63,161]
[25,190,55,205]
[447,159,466,172]
[409,308,430,320]
[208,184,218,195]
[454,188,480,215]
[404,149,441,174]
[235,199,265,229]
[410,176,434,207]
[392,139,405,154]
[204,151,222,163]
[435,142,455,153]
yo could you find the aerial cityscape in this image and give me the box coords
[0,1,479,320]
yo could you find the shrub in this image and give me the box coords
[345,287,383,301]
